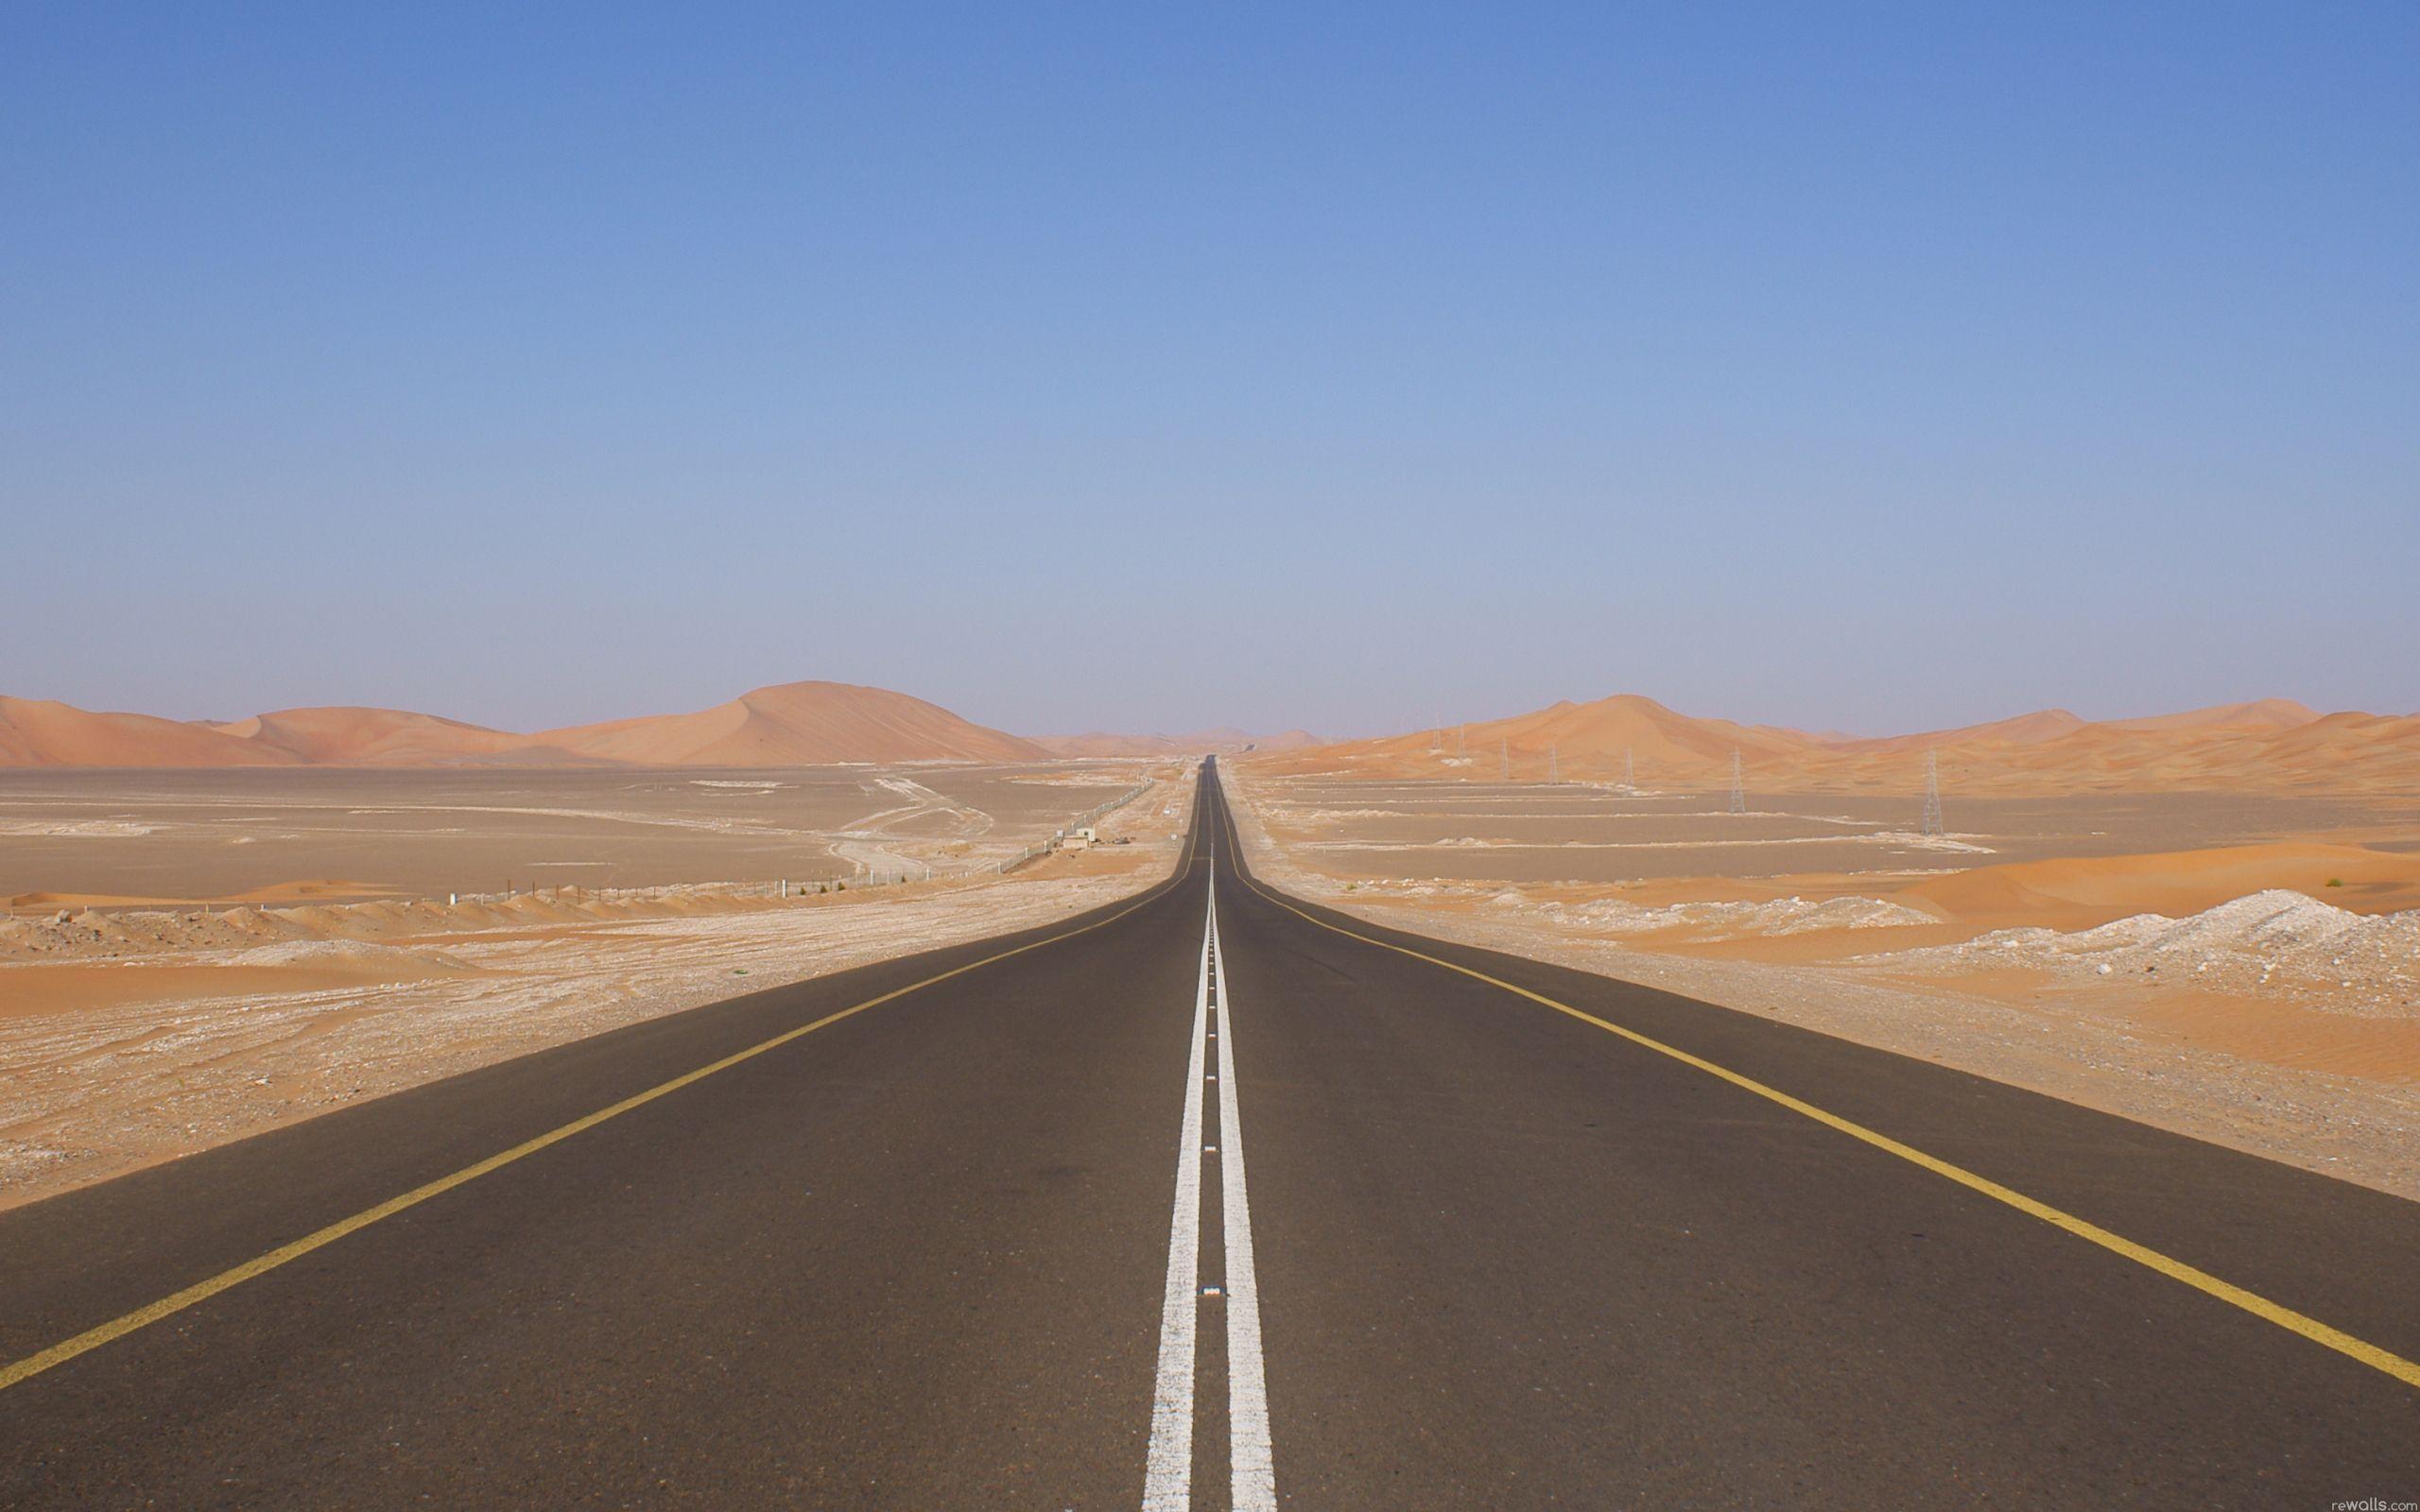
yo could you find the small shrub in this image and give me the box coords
[2326,877,2344,887]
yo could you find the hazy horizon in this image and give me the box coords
[9,6,2415,739]
[1,677,2402,752]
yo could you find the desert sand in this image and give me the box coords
[0,765,1196,1208]
[1253,692,2420,796]
[531,680,1049,765]
[0,680,1048,769]
[1225,765,2420,1199]
[0,761,1152,906]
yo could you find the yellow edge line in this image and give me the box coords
[1212,794,2420,1391]
[0,811,1203,1396]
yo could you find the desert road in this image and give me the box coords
[3,763,2418,1507]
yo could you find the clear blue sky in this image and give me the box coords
[6,4,2414,738]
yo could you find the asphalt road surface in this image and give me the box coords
[4,762,2417,1507]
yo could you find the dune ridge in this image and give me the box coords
[216,707,557,765]
[1,682,1045,769]
[0,696,304,768]
[1250,693,2420,794]
[535,681,1048,766]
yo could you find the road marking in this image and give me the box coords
[1210,882,1277,1511]
[1143,857,1278,1510]
[1209,785,2420,1394]
[0,816,1205,1399]
[1140,900,1213,1511]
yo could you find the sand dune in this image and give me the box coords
[216,707,565,765]
[0,681,1046,769]
[0,696,302,768]
[2101,697,2323,733]
[537,680,1047,766]
[1250,693,2419,795]
[1317,695,1808,774]
[1834,708,2090,755]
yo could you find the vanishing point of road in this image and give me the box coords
[3,762,2416,1507]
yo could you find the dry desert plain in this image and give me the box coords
[1231,692,2420,1200]
[0,681,1211,1205]
[0,760,1196,1206]
[0,763,1149,905]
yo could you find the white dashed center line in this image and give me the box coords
[1142,860,1274,1510]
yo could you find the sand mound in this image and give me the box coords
[0,696,302,768]
[2103,698,2324,733]
[536,680,1049,766]
[2,681,1051,769]
[221,706,548,765]
[1246,693,2419,796]
[1879,889,2420,1016]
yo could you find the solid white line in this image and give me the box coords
[1210,882,1277,1511]
[1141,889,1214,1511]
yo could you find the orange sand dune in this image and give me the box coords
[0,696,302,768]
[535,680,1048,766]
[2101,697,2322,733]
[216,707,567,765]
[0,681,1046,769]
[1294,694,1809,776]
[1832,708,2090,756]
[1250,693,2420,795]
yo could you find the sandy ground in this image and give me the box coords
[1250,777,2420,885]
[0,761,1158,905]
[1226,769,2420,1202]
[0,769,1196,1210]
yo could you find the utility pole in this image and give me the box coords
[1729,749,1747,815]
[1625,747,1634,789]
[1549,744,1558,783]
[1499,737,1509,780]
[1922,749,1945,837]
[1458,725,1466,755]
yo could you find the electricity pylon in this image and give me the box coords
[1921,749,1945,837]
[1499,737,1509,780]
[1729,749,1747,815]
[1625,747,1634,789]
